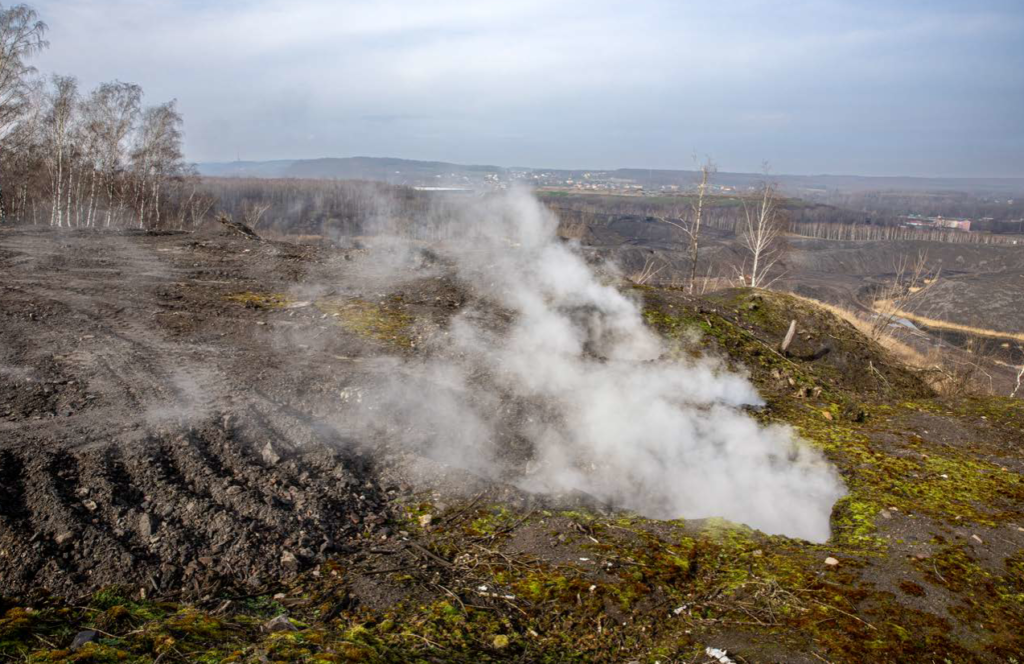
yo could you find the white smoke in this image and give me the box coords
[357,188,844,542]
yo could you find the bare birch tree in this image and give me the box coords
[740,175,787,288]
[131,100,184,228]
[656,158,716,293]
[0,2,47,220]
[81,80,140,226]
[685,158,715,292]
[43,73,76,227]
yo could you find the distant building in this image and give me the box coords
[934,217,972,231]
[898,215,971,232]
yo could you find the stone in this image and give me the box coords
[71,630,98,650]
[824,557,839,566]
[280,550,299,570]
[261,442,281,466]
[138,514,154,540]
[264,615,298,633]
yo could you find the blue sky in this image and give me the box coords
[30,0,1024,176]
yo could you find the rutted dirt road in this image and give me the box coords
[0,226,414,598]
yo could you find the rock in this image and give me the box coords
[138,514,154,540]
[71,630,98,650]
[843,404,867,422]
[706,647,736,664]
[264,615,298,633]
[280,550,299,570]
[55,531,75,545]
[261,442,281,465]
[83,499,98,512]
[824,557,839,566]
[879,509,892,519]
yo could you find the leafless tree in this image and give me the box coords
[657,157,716,293]
[81,80,141,226]
[685,158,715,292]
[131,100,184,228]
[0,2,47,220]
[739,173,787,288]
[627,251,665,286]
[43,74,76,227]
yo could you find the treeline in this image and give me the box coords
[200,177,435,238]
[788,221,1021,245]
[0,3,206,229]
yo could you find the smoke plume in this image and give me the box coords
[356,188,844,542]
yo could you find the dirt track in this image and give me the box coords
[0,227,416,598]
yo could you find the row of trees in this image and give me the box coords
[1,3,205,229]
[788,220,1020,245]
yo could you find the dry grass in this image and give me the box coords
[788,294,930,368]
[870,302,1024,343]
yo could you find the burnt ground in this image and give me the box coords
[1,226,1023,662]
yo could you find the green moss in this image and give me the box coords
[225,291,291,309]
[316,297,413,347]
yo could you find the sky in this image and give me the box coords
[28,0,1024,177]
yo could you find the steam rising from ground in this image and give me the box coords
[360,189,844,542]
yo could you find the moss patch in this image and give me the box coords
[316,297,414,347]
[224,291,291,309]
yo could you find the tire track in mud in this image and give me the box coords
[0,450,31,532]
[10,448,139,593]
[0,229,389,596]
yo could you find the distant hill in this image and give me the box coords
[197,156,1024,197]
[198,156,502,186]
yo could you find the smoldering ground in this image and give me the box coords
[341,188,845,542]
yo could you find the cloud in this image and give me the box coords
[30,0,1024,175]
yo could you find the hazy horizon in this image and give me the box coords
[198,154,1024,182]
[32,0,1024,178]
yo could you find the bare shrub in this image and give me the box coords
[627,253,665,286]
[870,251,940,339]
[927,339,993,398]
[242,200,271,229]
